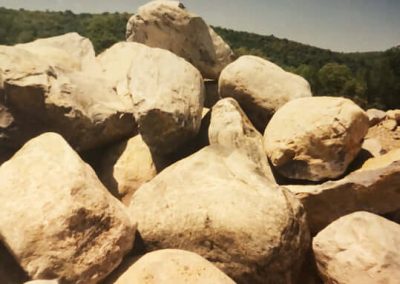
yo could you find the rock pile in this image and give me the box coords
[1,1,400,283]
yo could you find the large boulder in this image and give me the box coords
[98,134,168,205]
[264,97,369,181]
[0,133,135,283]
[96,42,145,105]
[219,55,312,131]
[15,33,99,73]
[287,153,400,234]
[313,212,400,284]
[109,249,235,284]
[126,0,234,79]
[129,45,204,154]
[128,146,309,284]
[0,45,136,152]
[209,98,275,182]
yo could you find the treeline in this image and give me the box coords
[0,7,399,110]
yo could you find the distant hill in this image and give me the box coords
[0,7,399,110]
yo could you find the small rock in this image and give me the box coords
[382,119,397,131]
[366,108,386,126]
[386,109,400,123]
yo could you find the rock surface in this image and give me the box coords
[365,119,400,153]
[209,98,275,182]
[313,212,400,284]
[219,55,312,131]
[98,135,168,205]
[15,33,99,73]
[126,0,234,79]
[288,158,400,234]
[110,249,235,284]
[129,45,204,154]
[0,133,135,283]
[0,45,136,152]
[129,146,309,284]
[264,97,369,181]
[366,108,386,126]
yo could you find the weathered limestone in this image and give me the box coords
[219,55,312,131]
[126,0,234,79]
[264,97,369,181]
[313,212,400,284]
[0,133,135,283]
[129,45,204,154]
[209,98,275,182]
[0,46,136,152]
[110,249,235,284]
[129,146,309,284]
[98,135,168,205]
[288,157,400,234]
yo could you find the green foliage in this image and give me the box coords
[0,7,398,110]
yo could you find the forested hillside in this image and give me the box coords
[0,7,399,109]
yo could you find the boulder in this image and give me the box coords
[366,108,386,126]
[0,46,136,152]
[129,45,204,154]
[126,0,234,79]
[16,33,99,73]
[128,146,309,284]
[98,135,168,205]
[109,249,235,284]
[287,157,400,234]
[360,148,400,170]
[264,97,369,181]
[97,42,145,105]
[209,98,275,182]
[219,55,312,131]
[313,212,400,284]
[381,119,397,131]
[0,133,135,283]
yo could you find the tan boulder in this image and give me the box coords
[219,55,312,131]
[366,108,386,126]
[0,133,135,283]
[360,148,400,170]
[98,135,168,205]
[381,119,397,131]
[264,97,369,181]
[361,138,384,157]
[129,45,204,154]
[16,33,99,73]
[313,212,400,284]
[126,0,234,79]
[365,120,400,153]
[129,146,309,284]
[288,157,400,234]
[386,109,400,123]
[0,46,136,152]
[97,42,146,105]
[209,98,275,182]
[109,249,235,284]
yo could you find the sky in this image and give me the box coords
[0,0,399,52]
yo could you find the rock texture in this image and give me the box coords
[209,98,275,182]
[126,0,234,79]
[129,45,204,154]
[366,108,386,126]
[288,158,400,234]
[365,119,400,153]
[219,55,312,131]
[110,249,235,284]
[16,33,99,73]
[98,135,168,205]
[0,133,135,283]
[264,97,369,181]
[360,148,400,170]
[0,45,136,152]
[129,146,309,284]
[313,212,400,284]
